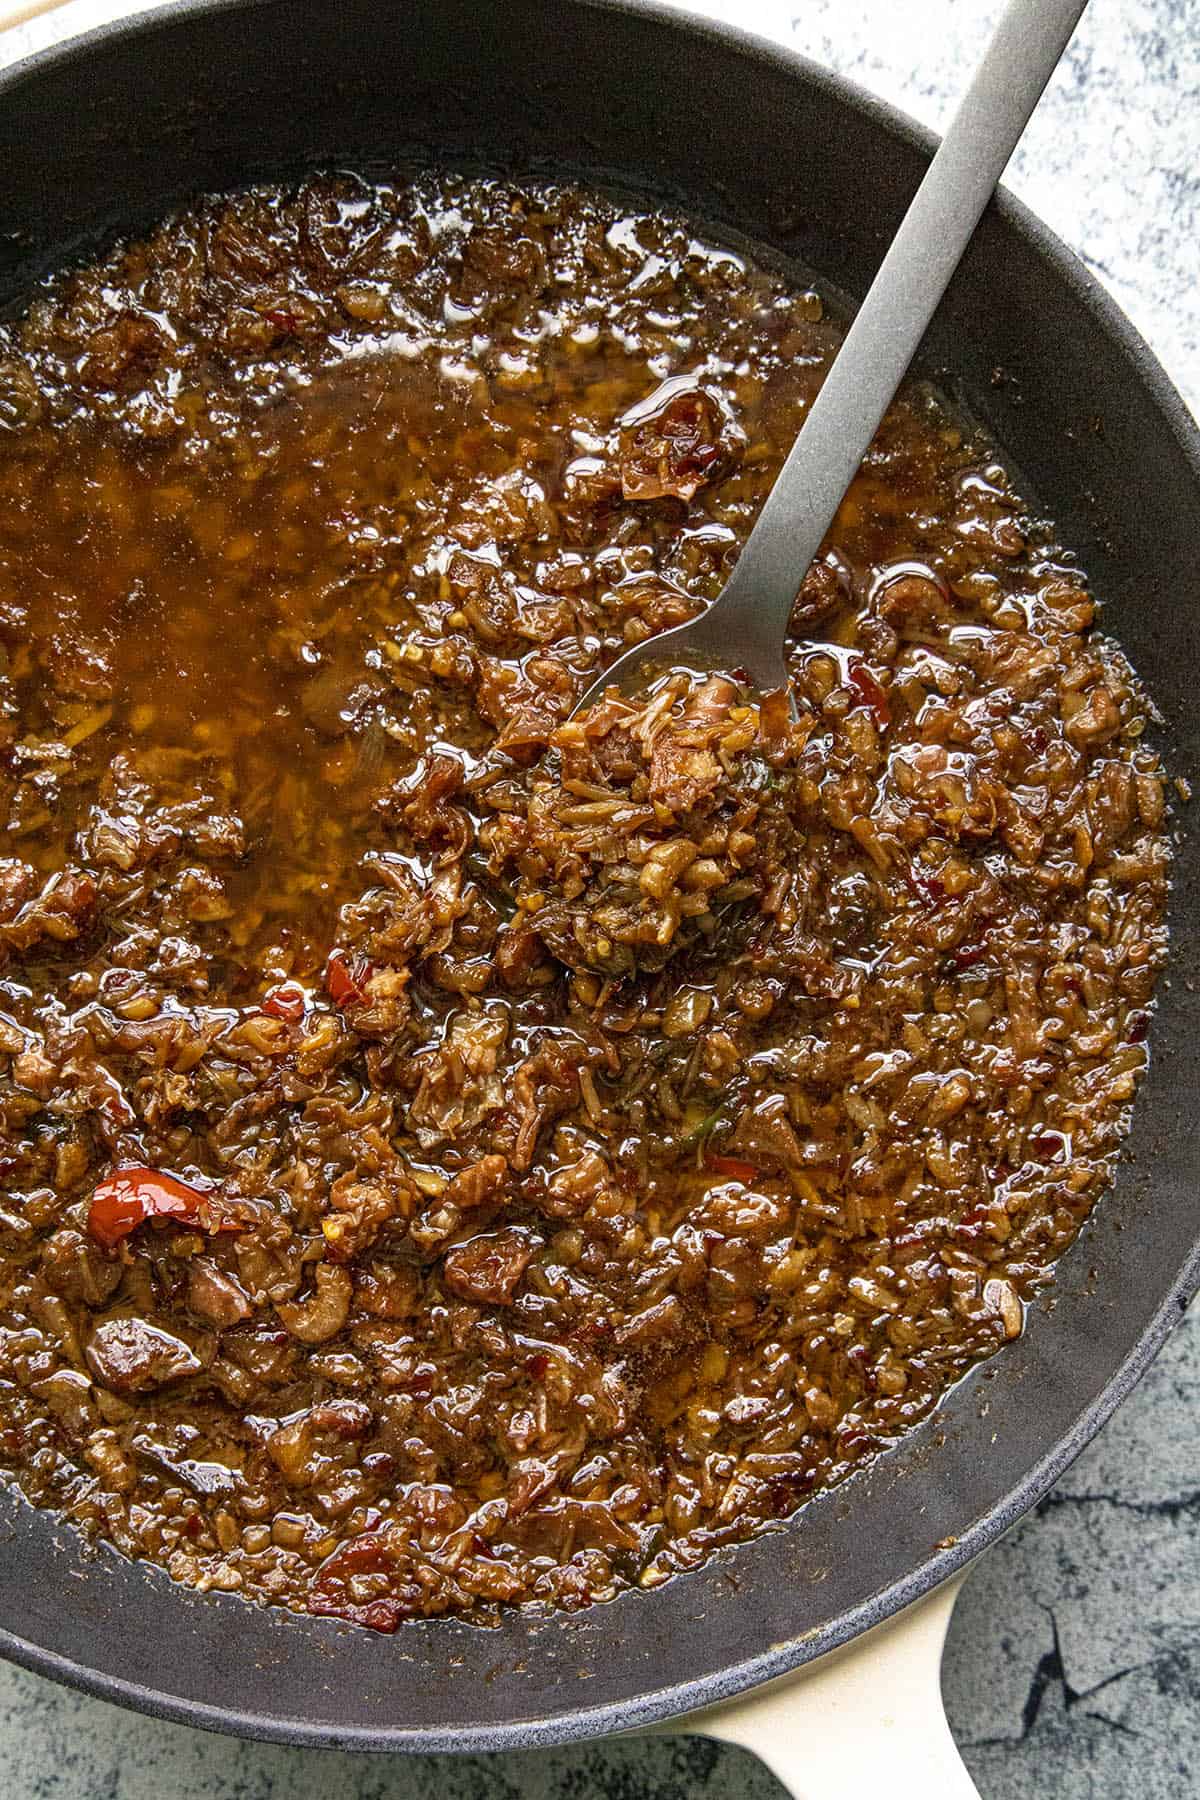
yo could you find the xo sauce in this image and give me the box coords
[0,172,1170,1627]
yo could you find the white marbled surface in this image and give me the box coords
[0,1,1197,1796]
[668,0,1200,419]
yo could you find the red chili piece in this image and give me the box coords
[707,1153,761,1184]
[87,1166,209,1251]
[308,1528,405,1633]
[325,949,371,1008]
[848,662,891,727]
[905,868,945,907]
[262,981,308,1022]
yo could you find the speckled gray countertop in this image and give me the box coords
[0,0,1197,1794]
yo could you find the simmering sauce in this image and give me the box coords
[0,173,1169,1625]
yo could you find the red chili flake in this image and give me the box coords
[471,1532,496,1559]
[905,867,945,906]
[1127,1010,1151,1044]
[525,1352,551,1381]
[848,661,891,727]
[87,1166,212,1251]
[358,1600,405,1633]
[307,1529,407,1633]
[315,1528,393,1578]
[707,1153,761,1184]
[325,949,371,1008]
[1031,1131,1069,1162]
[262,981,307,1022]
[183,1514,204,1540]
[264,307,300,335]
[570,1315,613,1346]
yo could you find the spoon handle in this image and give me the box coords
[719,0,1088,649]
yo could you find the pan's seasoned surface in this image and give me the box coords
[0,173,1169,1629]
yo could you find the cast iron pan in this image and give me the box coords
[0,0,1197,1756]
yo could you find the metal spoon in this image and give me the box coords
[573,0,1087,714]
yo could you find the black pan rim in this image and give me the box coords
[0,0,1198,1755]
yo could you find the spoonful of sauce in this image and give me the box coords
[572,0,1088,715]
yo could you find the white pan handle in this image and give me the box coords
[672,1576,979,1799]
